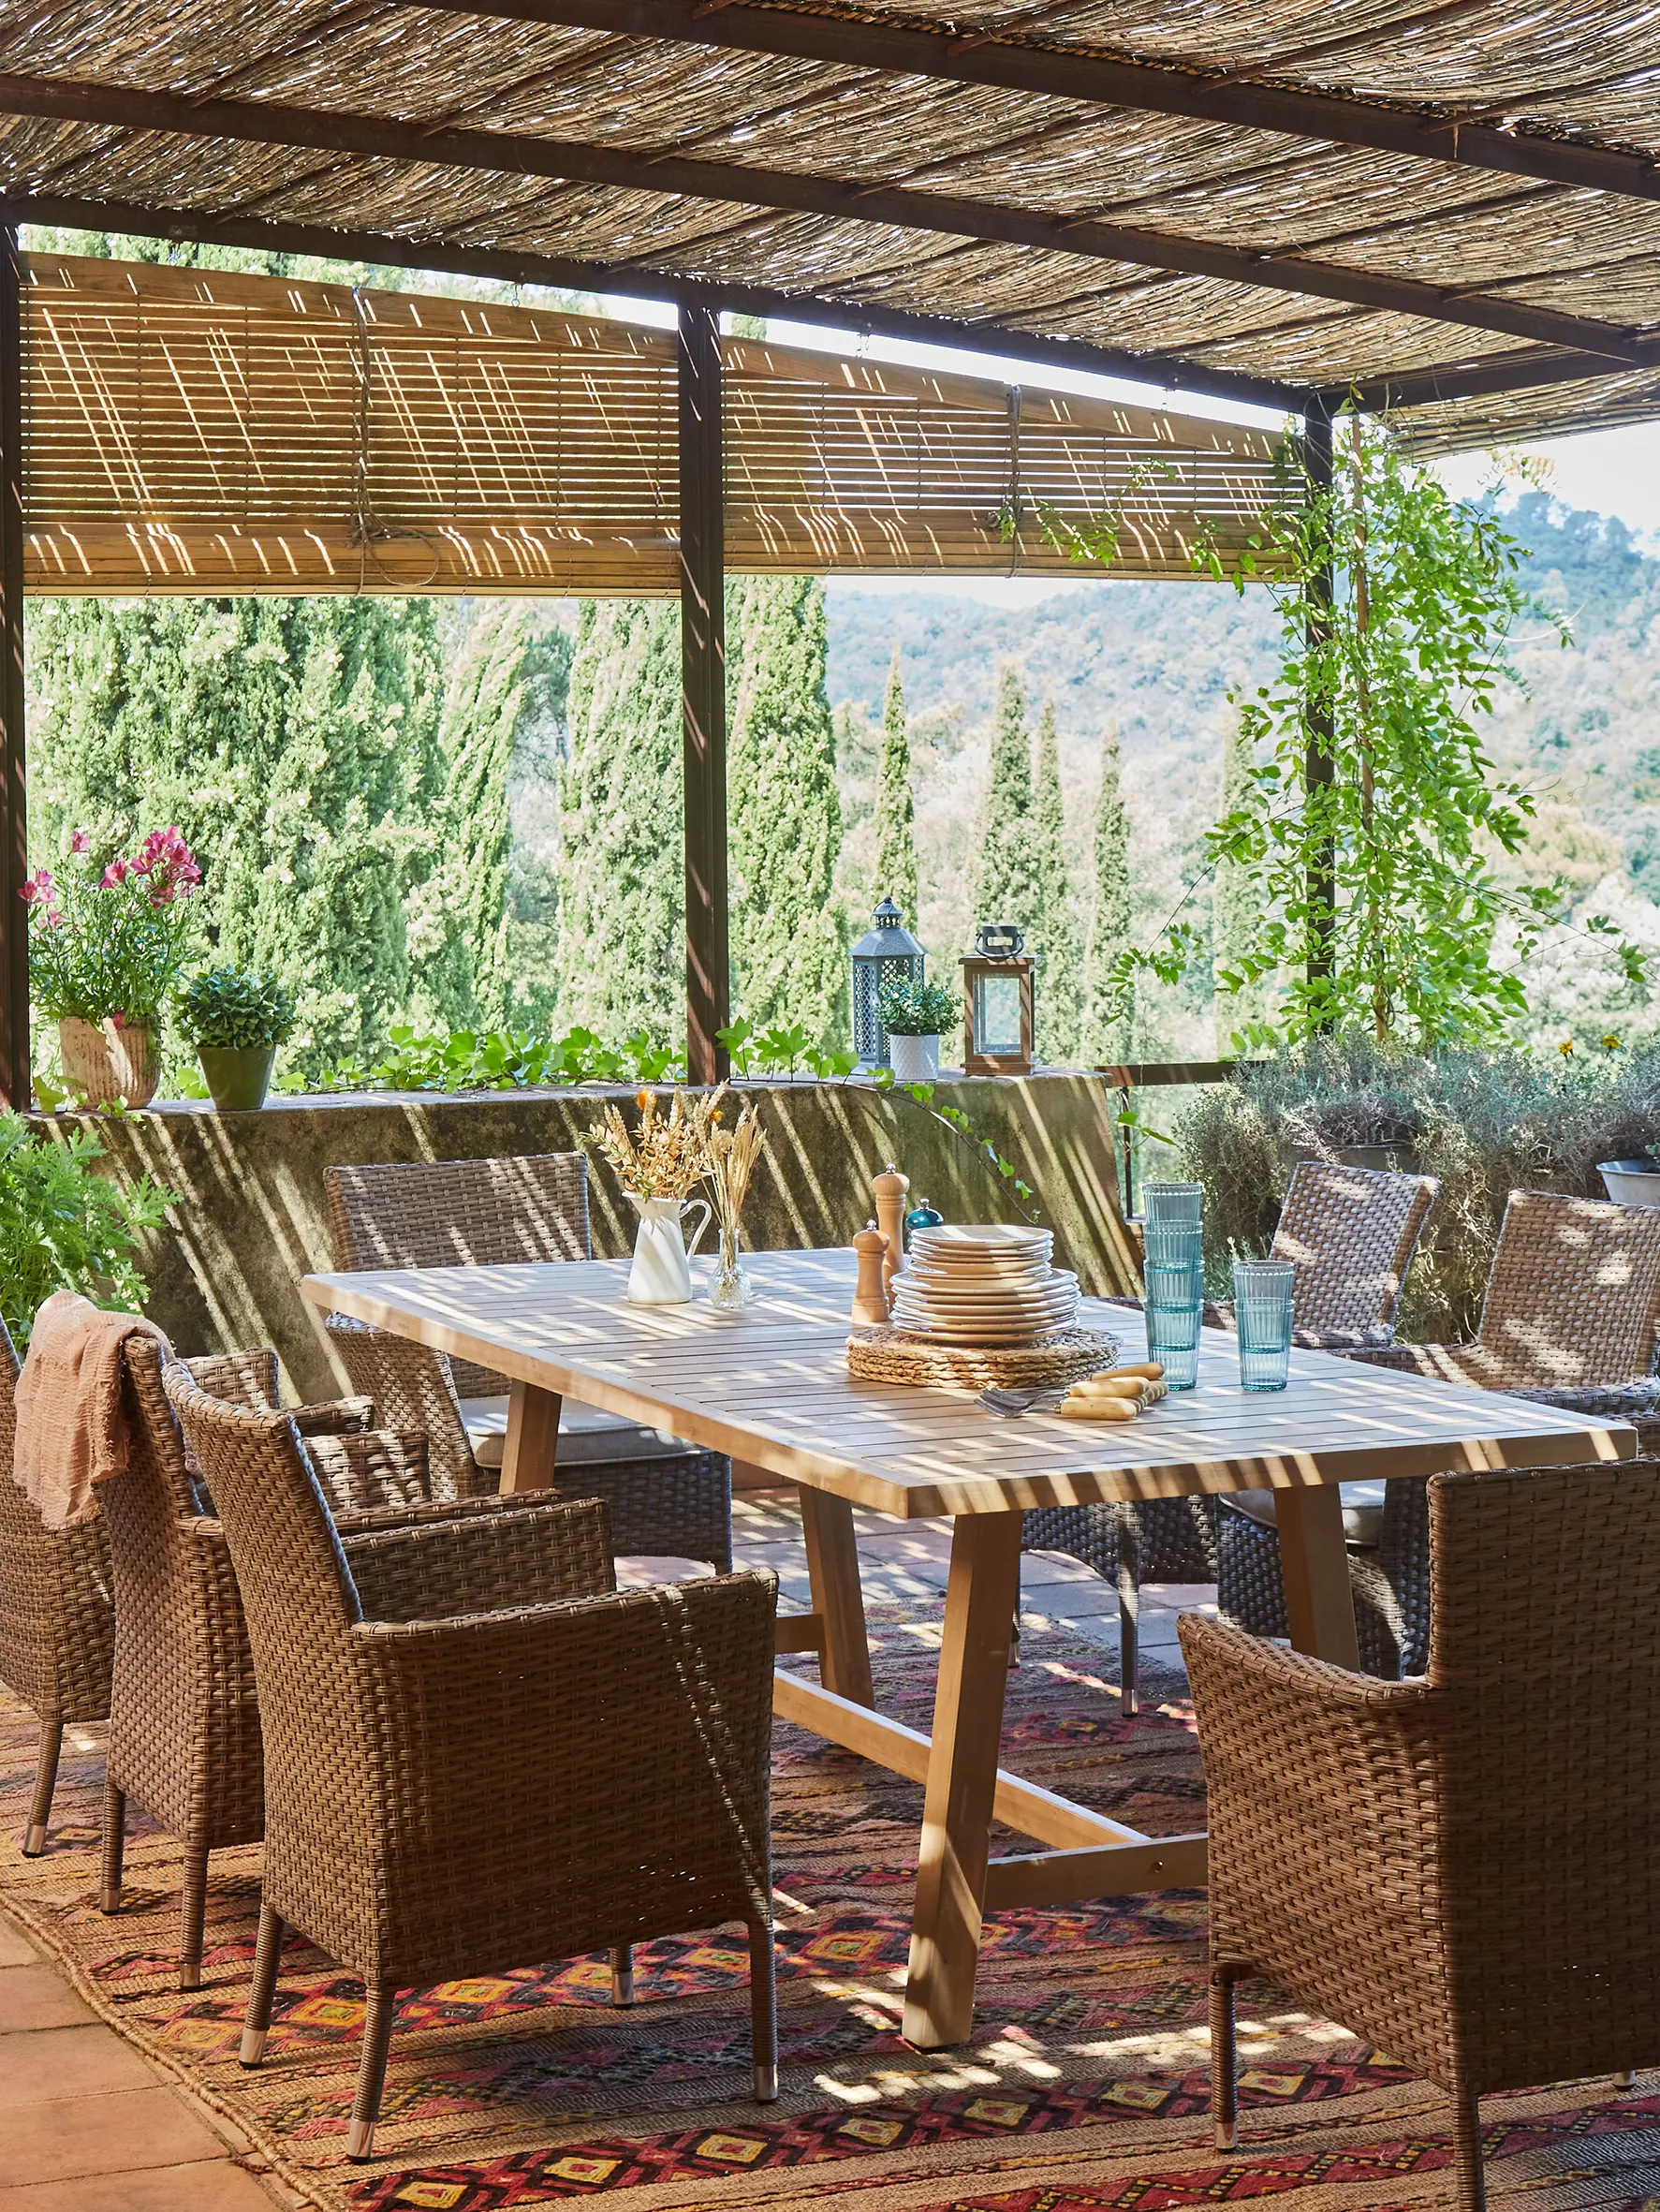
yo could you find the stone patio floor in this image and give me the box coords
[0,1485,1216,2205]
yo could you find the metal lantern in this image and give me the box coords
[851,895,925,1068]
[961,921,1036,1076]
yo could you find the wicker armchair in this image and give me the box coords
[0,1319,116,1855]
[99,1340,560,1988]
[1025,1160,1439,1709]
[166,1369,779,2166]
[1217,1188,1660,1676]
[322,1153,733,1570]
[1183,1459,1660,2212]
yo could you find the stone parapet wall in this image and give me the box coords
[37,1073,1138,1401]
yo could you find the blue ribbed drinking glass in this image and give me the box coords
[1143,1180,1203,1224]
[1233,1258,1295,1391]
[1144,1219,1203,1390]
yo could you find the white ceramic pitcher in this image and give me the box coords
[625,1192,713,1304]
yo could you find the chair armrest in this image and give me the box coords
[1341,1340,1491,1379]
[342,1496,616,1619]
[307,1427,431,1511]
[321,1312,484,1499]
[291,1396,375,1438]
[1293,1325,1397,1353]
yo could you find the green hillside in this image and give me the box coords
[824,495,1660,1056]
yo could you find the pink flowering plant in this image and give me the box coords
[22,827,202,1025]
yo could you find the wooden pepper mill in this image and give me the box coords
[852,1221,891,1326]
[873,1163,909,1295]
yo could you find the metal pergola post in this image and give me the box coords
[0,226,26,1111]
[678,302,730,1086]
[1302,402,1335,1009]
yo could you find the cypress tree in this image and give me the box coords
[1212,714,1269,1053]
[1029,691,1080,1063]
[874,647,920,930]
[1080,726,1133,1064]
[26,595,445,1069]
[727,576,845,1042]
[557,598,683,1042]
[973,658,1040,932]
[425,603,525,1031]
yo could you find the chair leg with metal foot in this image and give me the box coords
[1211,1967,1239,2151]
[98,1782,125,1913]
[610,1945,634,2007]
[1614,2069,1638,2089]
[241,1903,285,2068]
[1116,1508,1139,1718]
[749,1918,778,2102]
[346,1985,398,2162]
[178,1835,212,1992]
[1452,2086,1487,2212]
[23,1722,63,1856]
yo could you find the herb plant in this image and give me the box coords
[0,1113,173,1347]
[176,966,297,1052]
[876,979,959,1036]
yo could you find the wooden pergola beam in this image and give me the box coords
[678,302,730,1084]
[0,77,1651,367]
[403,0,1660,208]
[1332,348,1647,411]
[3,189,1310,416]
[0,228,25,1110]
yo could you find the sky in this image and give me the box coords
[600,288,1659,610]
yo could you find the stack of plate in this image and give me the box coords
[889,1222,1079,1346]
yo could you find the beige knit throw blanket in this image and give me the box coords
[14,1290,171,1530]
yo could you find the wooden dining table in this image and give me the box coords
[302,1245,1632,2049]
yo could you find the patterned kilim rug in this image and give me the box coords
[3,1600,1657,2211]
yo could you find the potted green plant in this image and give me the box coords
[23,827,202,1109]
[877,977,959,1084]
[176,965,295,1112]
[0,1113,172,1345]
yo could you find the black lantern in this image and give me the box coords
[961,922,1036,1075]
[851,895,925,1068]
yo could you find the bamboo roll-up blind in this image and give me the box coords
[19,255,1290,596]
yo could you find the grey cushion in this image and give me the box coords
[460,1395,701,1470]
[1223,1481,1388,1547]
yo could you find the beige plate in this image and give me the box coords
[898,1266,1077,1300]
[892,1291,1078,1322]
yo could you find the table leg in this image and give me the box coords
[799,1489,874,1707]
[1275,1485,1360,1669]
[498,1379,562,1495]
[902,1510,1022,2050]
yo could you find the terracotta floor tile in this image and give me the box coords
[0,2158,284,2210]
[0,2087,228,2184]
[0,2027,157,2108]
[0,1967,95,2032]
[0,1915,37,1969]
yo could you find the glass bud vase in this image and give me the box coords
[708,1219,753,1312]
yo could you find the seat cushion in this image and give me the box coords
[1223,1482,1388,1547]
[460,1396,700,1470]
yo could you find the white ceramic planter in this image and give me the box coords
[1598,1159,1660,1208]
[889,1032,941,1084]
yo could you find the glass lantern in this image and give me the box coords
[961,922,1036,1075]
[850,895,925,1068]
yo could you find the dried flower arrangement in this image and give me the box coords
[708,1099,767,1235]
[595,1085,725,1201]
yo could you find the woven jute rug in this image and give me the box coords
[4,1601,1656,2211]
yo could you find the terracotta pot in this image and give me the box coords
[198,1044,276,1113]
[58,1016,161,1110]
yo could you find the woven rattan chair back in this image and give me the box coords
[1271,1159,1438,1335]
[0,1317,116,1853]
[326,1155,590,1401]
[1472,1189,1660,1390]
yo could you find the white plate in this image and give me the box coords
[912,1222,1052,1251]
[894,1321,1075,1345]
[900,1266,1075,1298]
[893,1292,1077,1322]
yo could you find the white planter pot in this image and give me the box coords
[889,1032,941,1084]
[1599,1159,1660,1208]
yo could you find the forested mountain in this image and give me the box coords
[826,494,1660,1056]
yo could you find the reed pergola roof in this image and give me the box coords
[21,252,1289,595]
[0,1,1655,449]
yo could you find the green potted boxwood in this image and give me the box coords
[176,965,295,1112]
[877,977,959,1084]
